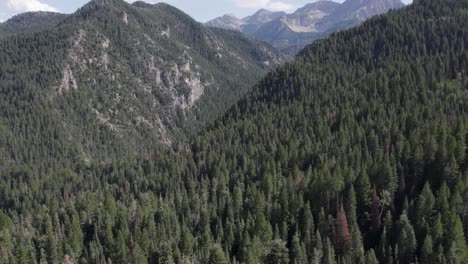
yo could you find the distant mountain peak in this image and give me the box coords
[205,14,244,30]
[79,0,128,11]
[255,9,273,15]
[132,1,153,8]
[208,0,404,54]
[223,14,239,18]
[243,9,286,24]
[90,0,124,4]
[294,1,340,15]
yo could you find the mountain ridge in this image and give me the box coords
[0,0,287,164]
[0,11,68,38]
[206,0,405,54]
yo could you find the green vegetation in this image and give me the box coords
[0,11,67,39]
[0,0,286,165]
[0,0,466,263]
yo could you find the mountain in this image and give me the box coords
[243,9,286,25]
[278,0,341,33]
[0,11,68,38]
[0,0,286,164]
[206,9,286,33]
[0,0,467,263]
[242,9,287,34]
[204,14,245,30]
[206,0,404,54]
[317,0,405,32]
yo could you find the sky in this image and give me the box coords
[0,0,414,23]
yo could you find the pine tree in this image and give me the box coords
[131,243,147,264]
[208,245,228,264]
[371,185,381,233]
[180,227,194,256]
[311,231,323,264]
[68,212,83,259]
[322,237,336,264]
[250,236,265,263]
[15,241,32,264]
[159,243,175,264]
[365,249,379,264]
[355,171,371,227]
[0,228,14,263]
[301,202,315,255]
[116,232,129,263]
[265,239,289,264]
[350,221,365,264]
[415,182,435,227]
[344,185,357,225]
[377,226,388,261]
[434,244,447,264]
[432,213,444,246]
[420,235,433,264]
[444,210,468,263]
[435,182,450,215]
[335,205,351,257]
[396,214,416,264]
[291,234,306,264]
[44,215,58,264]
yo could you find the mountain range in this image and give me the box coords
[0,0,467,263]
[0,0,286,163]
[206,0,405,54]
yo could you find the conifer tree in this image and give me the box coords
[371,185,381,233]
[335,205,351,257]
[208,245,228,264]
[322,237,336,264]
[265,239,289,264]
[420,235,433,264]
[396,214,416,264]
[291,234,306,264]
[365,249,379,264]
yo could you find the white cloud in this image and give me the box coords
[0,11,8,22]
[7,0,58,13]
[233,0,295,11]
[233,0,269,9]
[267,1,295,12]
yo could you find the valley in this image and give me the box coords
[0,0,466,263]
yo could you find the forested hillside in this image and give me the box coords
[0,11,67,39]
[0,0,467,263]
[0,0,286,166]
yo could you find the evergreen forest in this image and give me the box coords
[0,0,467,263]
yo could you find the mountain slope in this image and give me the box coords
[193,0,467,262]
[0,11,68,39]
[0,0,466,264]
[204,14,245,30]
[207,0,404,54]
[0,0,286,164]
[317,0,405,32]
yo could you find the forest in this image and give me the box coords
[0,0,467,263]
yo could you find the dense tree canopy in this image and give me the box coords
[0,0,466,263]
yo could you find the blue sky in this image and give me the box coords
[0,0,414,23]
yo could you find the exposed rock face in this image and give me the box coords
[59,64,78,94]
[122,12,128,24]
[205,14,245,31]
[317,0,405,32]
[35,0,286,153]
[206,0,405,54]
